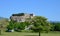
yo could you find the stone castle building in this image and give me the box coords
[10,13,35,22]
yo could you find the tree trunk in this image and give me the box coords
[0,30,1,35]
[39,31,41,36]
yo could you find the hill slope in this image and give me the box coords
[0,17,9,28]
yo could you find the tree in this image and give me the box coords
[6,21,14,32]
[14,22,27,32]
[31,16,51,36]
[0,24,3,35]
[50,21,60,31]
[54,24,60,31]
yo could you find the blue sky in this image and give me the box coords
[0,0,60,21]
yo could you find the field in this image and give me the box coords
[0,31,60,36]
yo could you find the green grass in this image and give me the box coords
[0,31,60,36]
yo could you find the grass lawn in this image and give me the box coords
[0,31,60,36]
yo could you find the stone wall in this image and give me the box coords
[10,13,34,22]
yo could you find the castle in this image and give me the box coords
[10,13,35,22]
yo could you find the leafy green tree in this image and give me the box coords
[31,16,51,36]
[18,22,26,30]
[14,22,27,31]
[54,24,60,31]
[50,21,60,31]
[7,21,14,30]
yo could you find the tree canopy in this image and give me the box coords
[30,16,51,32]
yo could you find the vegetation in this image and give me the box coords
[1,15,60,36]
[14,22,26,32]
[30,16,51,36]
[50,22,60,31]
[7,16,52,36]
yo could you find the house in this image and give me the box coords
[10,13,35,22]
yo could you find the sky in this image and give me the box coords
[0,0,60,21]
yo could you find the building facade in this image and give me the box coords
[10,13,35,22]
